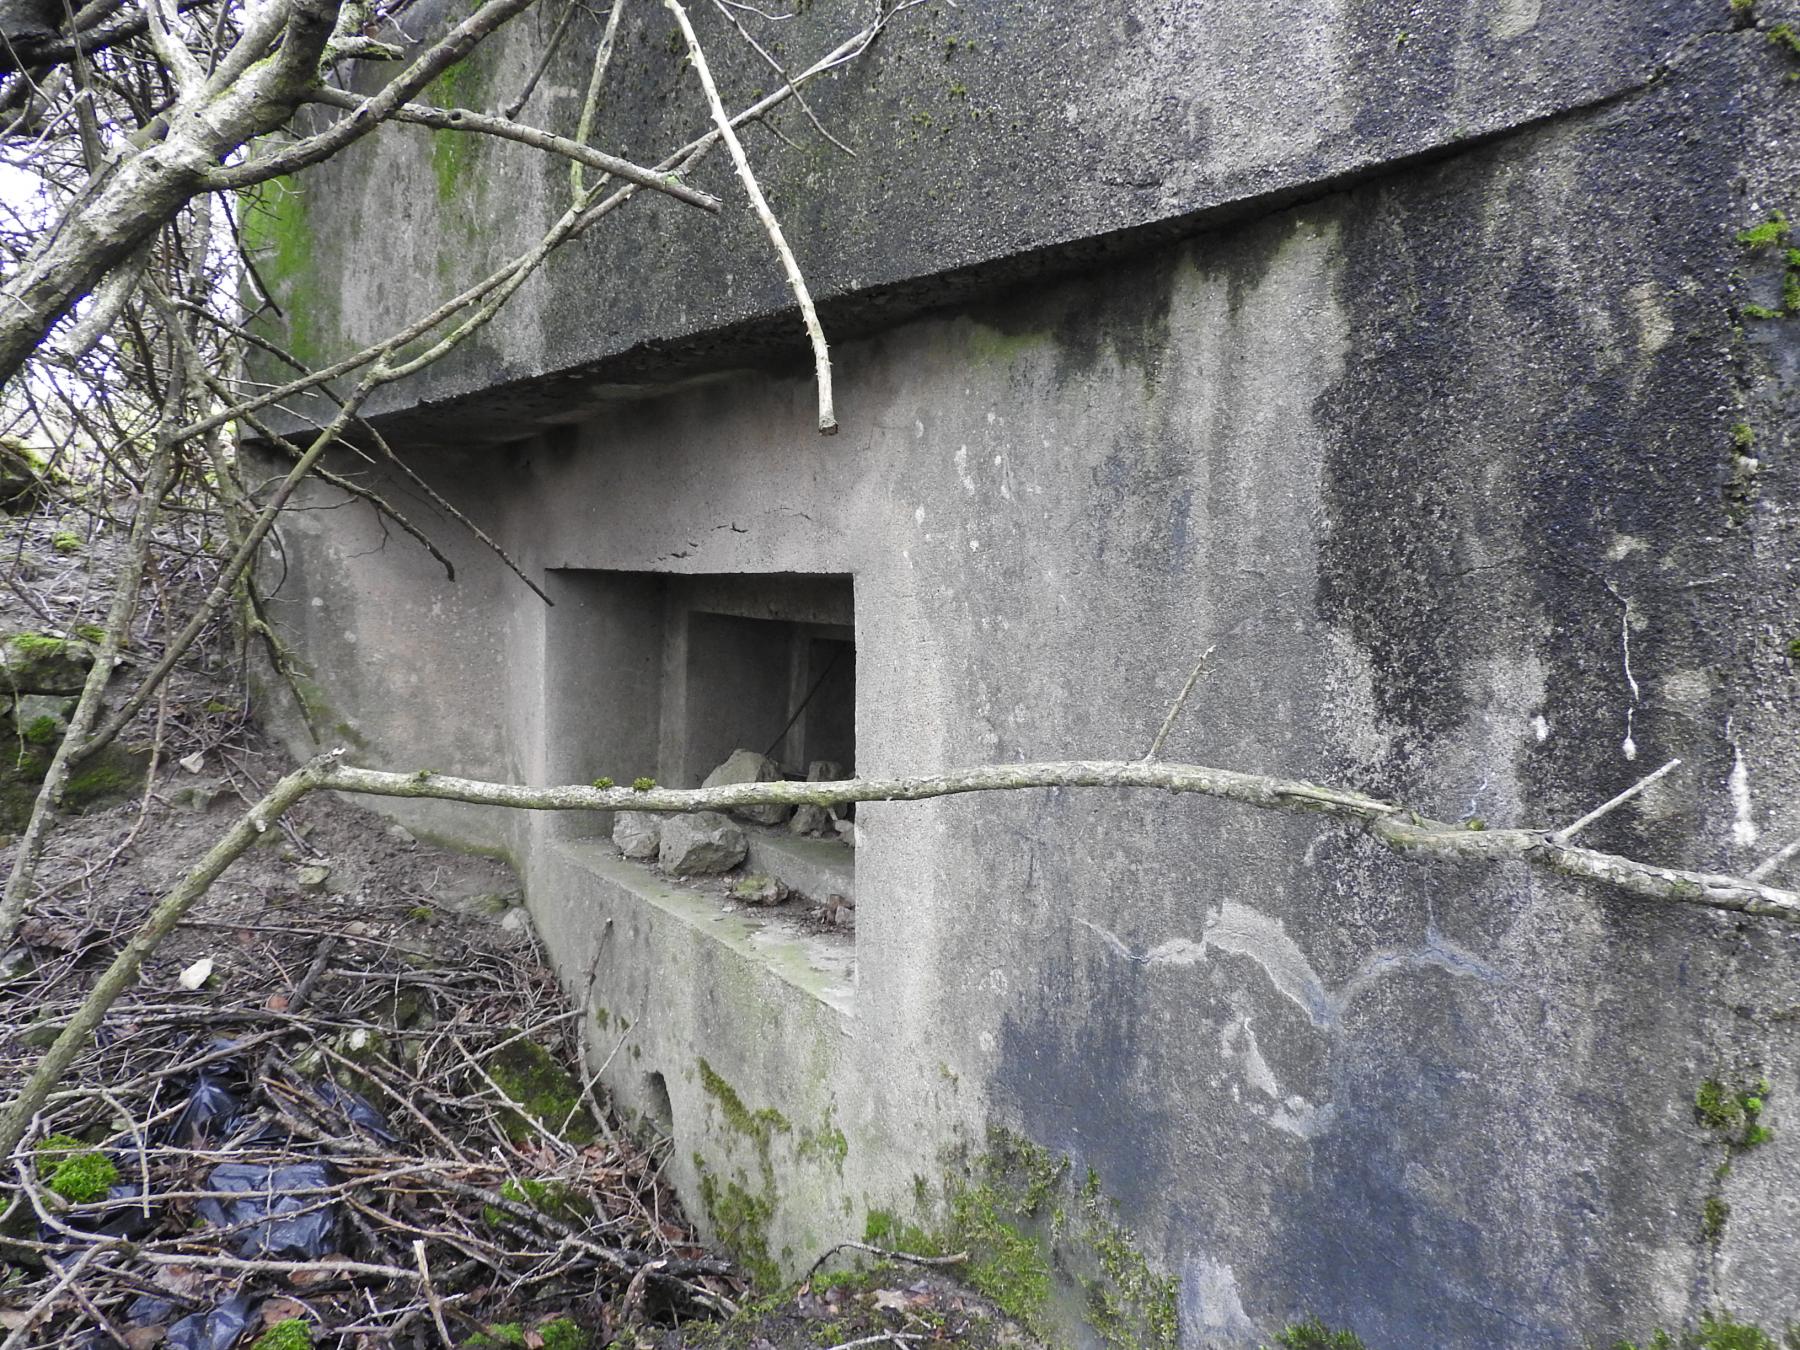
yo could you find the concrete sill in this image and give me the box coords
[548,840,856,1018]
[743,826,854,905]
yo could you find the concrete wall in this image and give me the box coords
[254,3,1800,1346]
[256,0,1727,441]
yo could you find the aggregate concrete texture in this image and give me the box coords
[255,8,1800,1349]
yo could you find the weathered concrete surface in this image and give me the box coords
[256,19,1800,1350]
[253,0,1729,443]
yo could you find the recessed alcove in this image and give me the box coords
[543,569,856,979]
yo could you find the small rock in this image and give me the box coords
[703,749,789,827]
[789,804,834,836]
[177,957,214,991]
[732,873,788,905]
[659,812,747,875]
[450,890,517,917]
[834,819,855,847]
[386,823,416,845]
[169,784,222,813]
[178,751,205,774]
[296,864,330,891]
[613,811,662,859]
[0,632,94,695]
[499,907,534,935]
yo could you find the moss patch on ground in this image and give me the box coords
[487,1035,598,1145]
[36,1133,118,1203]
[249,1320,313,1350]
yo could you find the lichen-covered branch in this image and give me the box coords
[321,759,1800,923]
[5,752,1793,1164]
[303,85,723,212]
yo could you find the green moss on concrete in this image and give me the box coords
[1696,1075,1773,1150]
[1737,212,1790,248]
[863,1207,941,1255]
[20,716,57,745]
[239,175,319,363]
[1702,1194,1730,1243]
[697,1156,781,1287]
[488,1035,598,1145]
[249,1320,312,1350]
[796,1106,848,1174]
[425,58,489,206]
[1613,1314,1800,1349]
[898,1126,1181,1347]
[951,1182,1054,1329]
[698,1057,791,1150]
[1268,1319,1369,1350]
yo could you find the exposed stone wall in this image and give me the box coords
[255,4,1800,1346]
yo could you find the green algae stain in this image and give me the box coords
[239,174,320,363]
[698,1057,791,1152]
[697,1155,781,1287]
[425,58,489,207]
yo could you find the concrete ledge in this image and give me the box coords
[743,827,855,907]
[549,841,855,1017]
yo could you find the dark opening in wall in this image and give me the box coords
[680,610,855,785]
[643,1071,674,1139]
[543,569,855,831]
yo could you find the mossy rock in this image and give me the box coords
[487,1034,598,1145]
[0,437,62,514]
[0,738,149,832]
[0,633,96,695]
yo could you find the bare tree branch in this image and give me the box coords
[665,0,836,433]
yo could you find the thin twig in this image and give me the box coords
[665,0,837,433]
[1552,758,1681,843]
[1143,644,1214,761]
[1750,835,1800,883]
[414,1239,455,1348]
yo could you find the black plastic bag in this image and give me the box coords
[166,1294,256,1350]
[196,1162,337,1259]
[126,1293,179,1326]
[168,1072,242,1147]
[313,1078,398,1143]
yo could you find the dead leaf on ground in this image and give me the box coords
[260,1297,308,1325]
